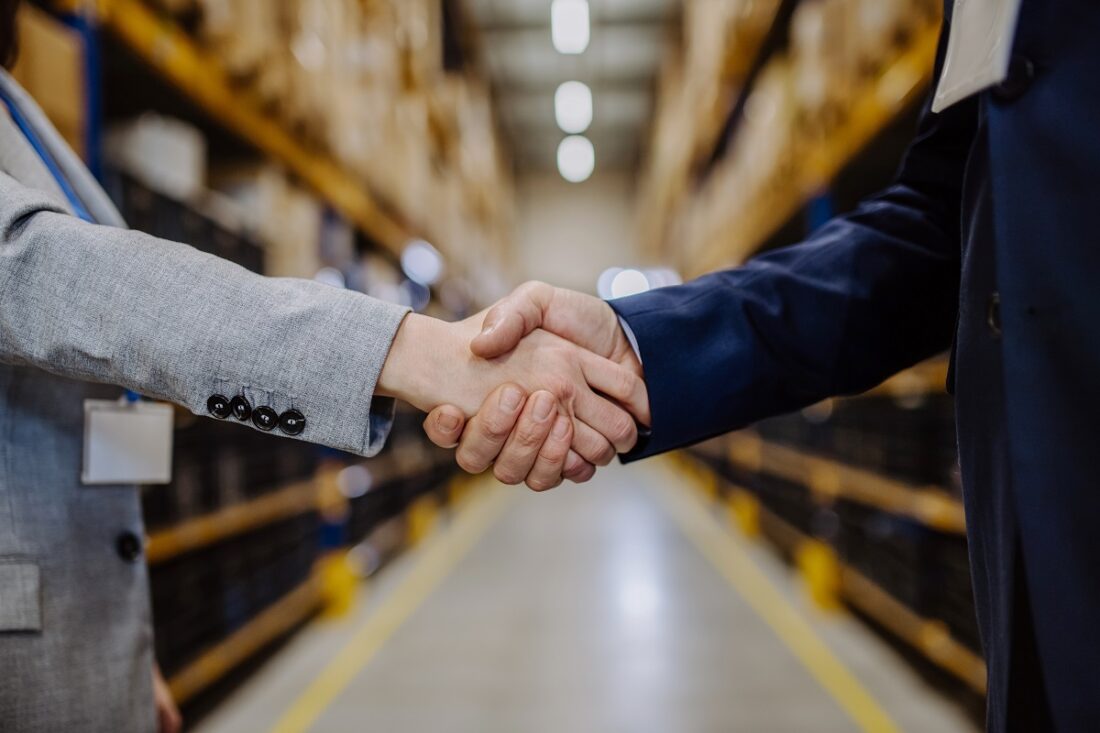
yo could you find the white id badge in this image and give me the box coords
[932,0,1024,113]
[82,400,173,485]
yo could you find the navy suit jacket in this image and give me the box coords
[612,2,1099,729]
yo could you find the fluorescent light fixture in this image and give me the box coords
[314,266,345,289]
[337,464,373,499]
[597,267,623,299]
[610,268,650,298]
[551,0,590,54]
[555,81,593,134]
[598,267,681,299]
[400,239,443,286]
[557,135,595,183]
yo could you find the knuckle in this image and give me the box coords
[619,371,640,399]
[481,415,513,442]
[519,280,548,297]
[594,442,616,466]
[527,476,555,492]
[538,441,569,464]
[610,413,637,446]
[565,464,594,483]
[455,453,482,474]
[493,465,524,485]
[549,375,576,403]
[514,423,546,450]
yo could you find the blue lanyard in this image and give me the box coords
[0,87,140,403]
[0,88,95,224]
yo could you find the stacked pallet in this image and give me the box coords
[638,0,941,271]
[637,0,780,257]
[686,356,985,691]
[187,0,512,277]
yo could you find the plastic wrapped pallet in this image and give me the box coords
[104,114,208,200]
[392,0,443,90]
[733,58,798,195]
[198,0,284,79]
[210,164,323,279]
[790,0,857,128]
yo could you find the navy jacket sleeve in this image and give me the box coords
[612,18,977,461]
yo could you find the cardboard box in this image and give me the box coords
[10,5,85,155]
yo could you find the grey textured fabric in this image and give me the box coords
[0,561,40,631]
[0,69,410,732]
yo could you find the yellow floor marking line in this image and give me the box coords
[270,482,515,733]
[651,461,901,733]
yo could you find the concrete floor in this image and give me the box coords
[195,459,980,733]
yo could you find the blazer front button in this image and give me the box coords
[207,394,231,419]
[987,292,1002,338]
[252,406,278,431]
[992,54,1036,103]
[278,410,306,436]
[116,531,143,563]
[230,395,252,421]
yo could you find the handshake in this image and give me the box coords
[377,282,649,490]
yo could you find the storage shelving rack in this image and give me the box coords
[36,0,482,711]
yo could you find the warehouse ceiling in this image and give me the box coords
[465,0,676,173]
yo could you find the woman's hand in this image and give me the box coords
[152,663,181,733]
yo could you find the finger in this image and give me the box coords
[155,695,182,733]
[492,391,558,485]
[574,389,638,454]
[579,351,651,426]
[563,449,597,483]
[571,419,617,466]
[455,383,527,474]
[471,281,554,359]
[525,414,573,491]
[161,706,182,733]
[423,405,466,449]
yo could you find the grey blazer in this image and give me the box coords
[0,71,409,731]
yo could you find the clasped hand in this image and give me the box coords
[379,282,647,490]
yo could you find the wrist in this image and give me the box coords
[378,314,487,413]
[377,313,452,409]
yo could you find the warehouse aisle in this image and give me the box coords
[196,460,977,733]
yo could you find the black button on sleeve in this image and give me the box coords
[116,531,143,563]
[992,54,1035,103]
[207,394,231,419]
[230,395,252,421]
[252,406,278,431]
[278,409,306,436]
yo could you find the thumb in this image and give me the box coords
[470,283,552,358]
[423,405,467,449]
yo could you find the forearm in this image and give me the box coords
[0,175,409,456]
[612,183,961,460]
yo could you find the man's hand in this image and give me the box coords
[380,308,646,466]
[423,282,647,489]
[424,385,596,488]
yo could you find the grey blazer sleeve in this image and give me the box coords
[0,171,410,457]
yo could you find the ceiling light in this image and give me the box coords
[609,269,651,298]
[597,267,623,299]
[555,81,593,134]
[551,0,590,55]
[400,239,443,286]
[557,135,595,183]
[314,267,345,289]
